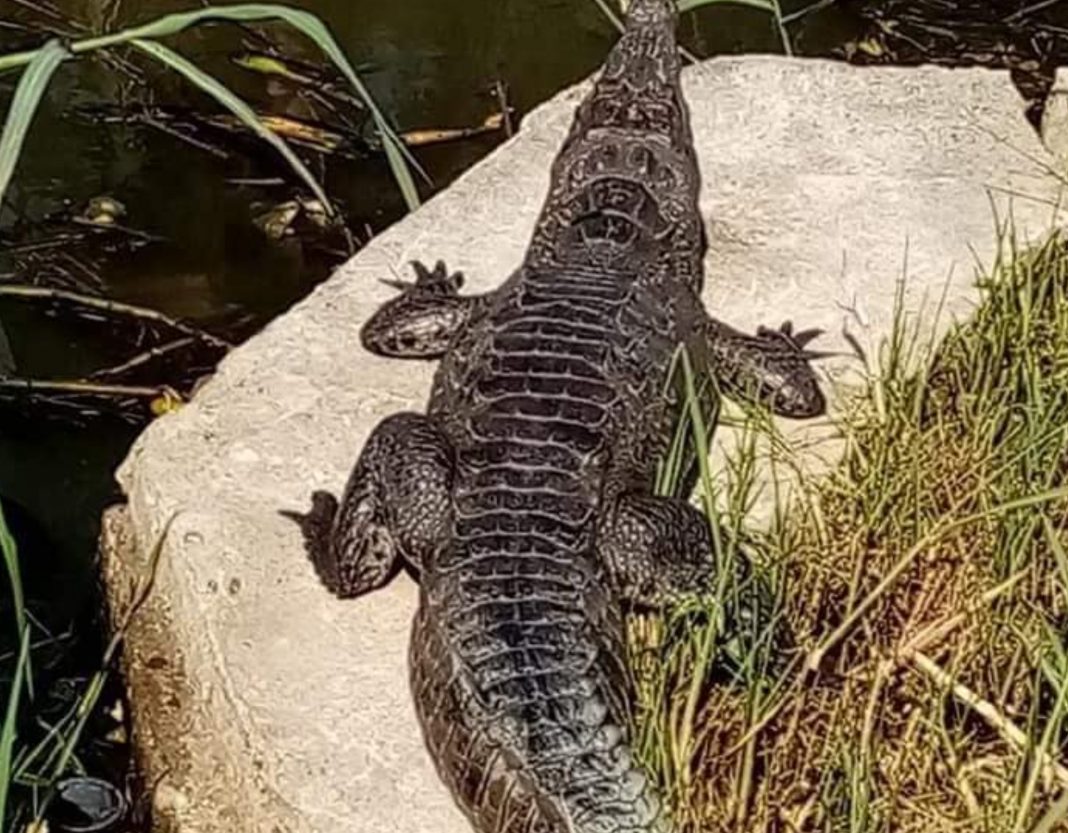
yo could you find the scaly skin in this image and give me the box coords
[288,2,826,831]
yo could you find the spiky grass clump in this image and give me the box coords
[634,232,1068,833]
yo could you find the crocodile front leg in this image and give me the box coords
[361,260,491,359]
[697,316,829,419]
[284,412,454,597]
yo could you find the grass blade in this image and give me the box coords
[1044,515,1068,591]
[233,6,425,207]
[55,515,172,782]
[92,5,426,207]
[807,485,1068,672]
[29,515,175,826]
[674,0,791,54]
[128,38,334,215]
[381,129,421,213]
[0,506,25,643]
[0,504,31,701]
[0,40,68,205]
[0,626,31,828]
[1031,789,1068,833]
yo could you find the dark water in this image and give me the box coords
[4,0,1067,824]
[0,0,861,643]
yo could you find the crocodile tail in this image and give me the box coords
[610,0,681,80]
[413,632,670,832]
[623,0,677,26]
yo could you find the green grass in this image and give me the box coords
[0,504,29,832]
[0,3,422,213]
[633,231,1068,832]
[629,344,795,828]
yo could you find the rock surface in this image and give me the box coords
[101,56,1065,833]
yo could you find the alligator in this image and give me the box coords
[291,1,826,830]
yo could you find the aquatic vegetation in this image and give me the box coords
[0,4,421,212]
[0,502,172,831]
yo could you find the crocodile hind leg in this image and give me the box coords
[361,260,491,359]
[598,492,787,665]
[599,493,715,607]
[283,412,454,597]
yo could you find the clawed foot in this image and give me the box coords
[732,319,829,419]
[381,259,465,297]
[281,487,399,599]
[754,320,826,357]
[362,259,473,358]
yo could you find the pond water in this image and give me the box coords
[0,0,864,646]
[3,0,1061,822]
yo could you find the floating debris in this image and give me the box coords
[82,98,509,163]
[398,112,506,147]
[75,196,126,227]
[49,777,127,833]
[149,387,185,417]
[252,196,331,240]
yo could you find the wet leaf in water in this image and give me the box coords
[51,777,126,832]
[150,388,185,417]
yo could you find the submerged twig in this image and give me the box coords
[0,284,232,349]
[0,378,177,400]
[88,337,198,381]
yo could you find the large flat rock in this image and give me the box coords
[101,56,1065,832]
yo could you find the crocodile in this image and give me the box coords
[290,1,826,830]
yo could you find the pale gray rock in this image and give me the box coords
[100,56,1063,832]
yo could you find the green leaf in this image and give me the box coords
[210,6,424,207]
[88,5,423,209]
[0,501,33,716]
[676,0,775,13]
[129,38,335,215]
[0,503,26,650]
[0,40,68,206]
[381,133,421,213]
[0,626,31,828]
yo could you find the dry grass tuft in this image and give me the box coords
[634,231,1068,833]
